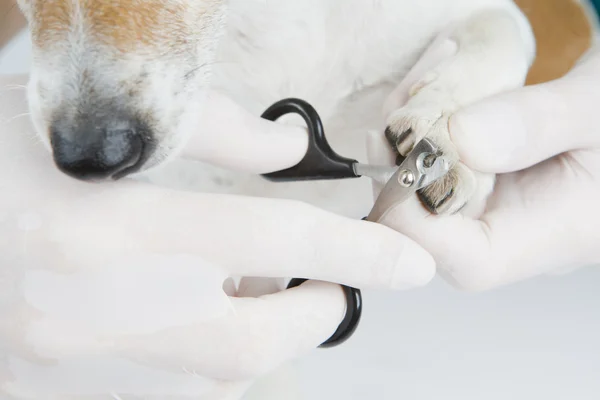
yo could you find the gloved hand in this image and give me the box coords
[0,74,435,399]
[369,39,600,291]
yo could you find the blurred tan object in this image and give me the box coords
[0,0,26,50]
[515,0,596,84]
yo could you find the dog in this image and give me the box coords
[16,0,537,219]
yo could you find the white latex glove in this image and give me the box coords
[0,74,435,399]
[369,37,600,292]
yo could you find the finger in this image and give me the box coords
[180,90,308,174]
[112,280,347,382]
[366,129,599,290]
[224,280,347,379]
[236,277,285,298]
[222,277,238,297]
[449,50,600,174]
[381,181,597,291]
[54,184,435,290]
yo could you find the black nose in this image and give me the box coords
[51,120,145,181]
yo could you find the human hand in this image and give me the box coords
[0,74,435,399]
[369,38,600,291]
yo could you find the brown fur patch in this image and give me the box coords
[29,0,194,53]
[515,0,594,85]
[82,0,188,53]
[31,0,73,47]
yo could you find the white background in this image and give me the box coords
[2,30,599,400]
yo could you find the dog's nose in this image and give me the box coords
[50,120,145,181]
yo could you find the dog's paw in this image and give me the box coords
[385,104,448,157]
[385,105,494,216]
[416,162,487,215]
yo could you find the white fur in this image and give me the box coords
[22,0,536,218]
[143,0,536,218]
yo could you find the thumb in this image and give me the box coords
[449,49,600,173]
[366,129,600,291]
[181,90,309,174]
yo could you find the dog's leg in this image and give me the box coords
[385,7,535,216]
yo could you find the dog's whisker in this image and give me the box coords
[27,133,43,145]
[3,112,31,123]
[3,84,28,91]
[183,61,219,80]
[183,60,234,80]
[0,87,27,97]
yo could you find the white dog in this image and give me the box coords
[17,0,535,218]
